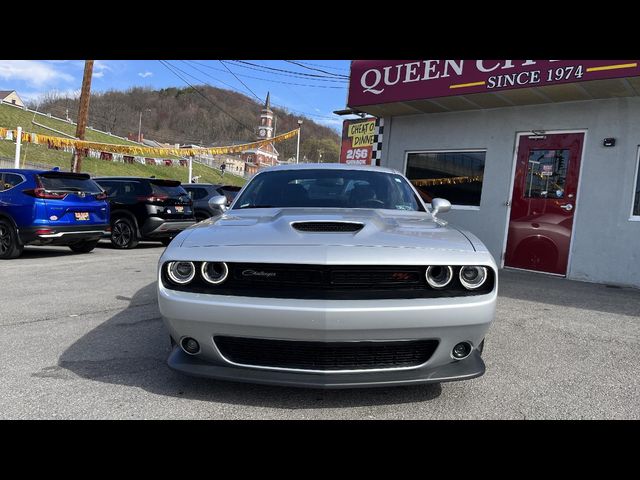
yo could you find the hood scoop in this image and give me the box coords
[292,221,364,233]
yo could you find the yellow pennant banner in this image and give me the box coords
[1,127,299,157]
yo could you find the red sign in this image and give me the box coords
[347,60,640,107]
[340,117,376,165]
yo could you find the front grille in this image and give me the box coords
[292,221,363,233]
[214,336,439,371]
[161,263,495,299]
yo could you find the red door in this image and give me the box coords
[504,133,584,275]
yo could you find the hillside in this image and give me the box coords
[0,103,245,186]
[34,85,341,163]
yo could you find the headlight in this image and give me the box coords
[425,265,453,289]
[459,266,488,290]
[201,261,229,285]
[167,261,196,284]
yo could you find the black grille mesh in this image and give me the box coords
[292,222,363,233]
[215,336,439,371]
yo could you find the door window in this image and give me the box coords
[524,149,570,199]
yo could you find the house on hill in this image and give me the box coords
[0,90,24,108]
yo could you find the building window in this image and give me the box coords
[632,148,640,218]
[405,150,486,207]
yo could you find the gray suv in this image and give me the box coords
[182,183,229,222]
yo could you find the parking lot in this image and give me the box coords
[1,242,639,419]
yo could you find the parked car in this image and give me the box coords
[217,185,242,205]
[181,183,230,221]
[158,164,498,388]
[0,168,109,259]
[94,177,195,249]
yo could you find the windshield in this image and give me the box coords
[234,169,425,211]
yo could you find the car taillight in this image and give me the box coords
[136,194,169,203]
[23,188,67,199]
[35,228,54,235]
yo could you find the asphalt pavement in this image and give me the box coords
[1,241,638,419]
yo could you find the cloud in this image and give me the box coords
[138,71,153,78]
[93,71,104,78]
[0,60,74,87]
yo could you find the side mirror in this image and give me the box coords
[430,198,451,217]
[209,195,228,211]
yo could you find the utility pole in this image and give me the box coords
[71,60,94,173]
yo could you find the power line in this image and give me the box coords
[158,60,254,135]
[176,61,338,121]
[226,60,348,82]
[293,60,350,73]
[188,60,347,89]
[218,60,262,102]
[285,60,349,78]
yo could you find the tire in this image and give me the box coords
[0,219,24,259]
[69,239,99,253]
[111,217,139,249]
[160,237,173,246]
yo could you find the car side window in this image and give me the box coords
[0,174,5,192]
[2,173,23,191]
[98,181,117,197]
[192,188,207,200]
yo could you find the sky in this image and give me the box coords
[0,60,355,132]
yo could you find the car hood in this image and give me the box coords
[179,208,475,252]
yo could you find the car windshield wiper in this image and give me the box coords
[237,204,275,209]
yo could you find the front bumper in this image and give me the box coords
[19,224,110,245]
[167,345,485,388]
[158,281,496,388]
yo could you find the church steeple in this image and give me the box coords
[264,91,271,111]
[257,92,274,140]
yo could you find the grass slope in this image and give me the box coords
[0,104,245,187]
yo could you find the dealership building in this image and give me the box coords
[344,60,640,287]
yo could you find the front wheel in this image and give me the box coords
[0,219,24,259]
[111,217,139,249]
[69,239,99,253]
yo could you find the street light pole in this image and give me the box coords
[138,108,150,143]
[296,119,303,163]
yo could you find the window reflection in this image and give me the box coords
[406,151,486,206]
[525,149,569,199]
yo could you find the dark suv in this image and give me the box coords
[94,177,195,249]
[182,183,230,221]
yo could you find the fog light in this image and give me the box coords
[452,342,472,359]
[181,337,200,355]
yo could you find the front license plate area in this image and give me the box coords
[74,212,90,221]
[175,206,184,213]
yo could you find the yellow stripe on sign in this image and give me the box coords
[449,81,486,89]
[586,63,637,73]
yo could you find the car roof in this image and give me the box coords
[93,176,181,182]
[0,168,53,175]
[258,163,400,174]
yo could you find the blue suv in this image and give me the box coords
[0,169,110,259]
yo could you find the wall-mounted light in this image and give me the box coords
[603,138,616,147]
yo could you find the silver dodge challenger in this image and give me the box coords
[158,164,497,388]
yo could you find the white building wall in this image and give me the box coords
[381,97,640,287]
